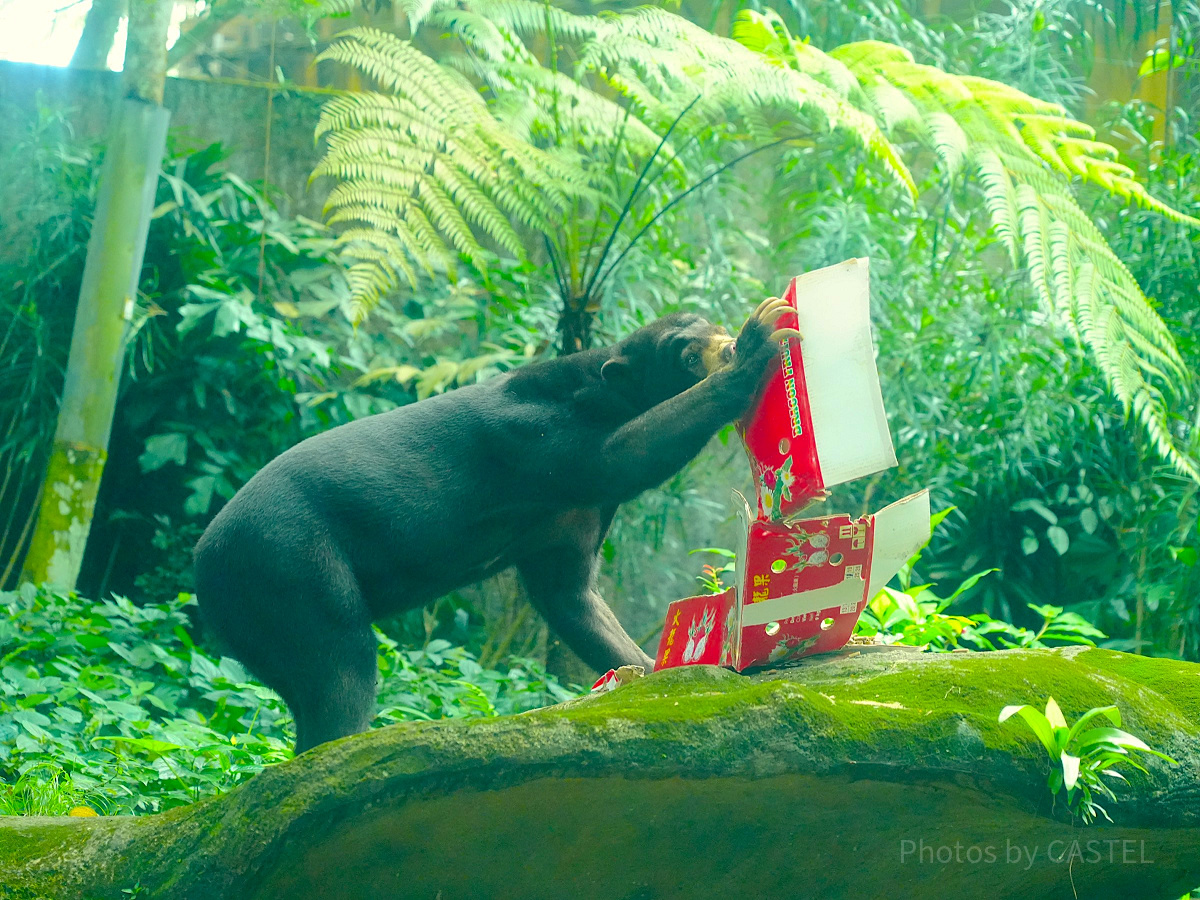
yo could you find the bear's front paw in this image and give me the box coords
[731,296,803,381]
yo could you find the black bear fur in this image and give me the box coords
[194,299,797,752]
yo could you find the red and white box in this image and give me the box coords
[652,258,934,670]
[655,491,930,671]
[738,258,896,522]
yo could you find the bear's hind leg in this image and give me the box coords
[196,541,379,755]
[288,622,378,754]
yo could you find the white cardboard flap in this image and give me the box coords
[867,489,932,598]
[793,258,897,487]
[739,577,867,627]
[732,488,752,603]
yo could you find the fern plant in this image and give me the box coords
[314,0,916,351]
[314,2,1197,476]
[313,25,583,321]
[733,9,1198,479]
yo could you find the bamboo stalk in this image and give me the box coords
[20,0,173,589]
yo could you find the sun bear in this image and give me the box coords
[193,298,798,752]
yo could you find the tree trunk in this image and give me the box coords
[167,0,248,70]
[19,0,173,590]
[3,647,1199,899]
[69,0,128,70]
[120,0,174,105]
[557,294,597,355]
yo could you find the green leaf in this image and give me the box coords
[929,507,956,532]
[1046,526,1070,556]
[1169,546,1197,567]
[1138,48,1184,77]
[943,568,999,606]
[999,704,1057,755]
[54,707,84,725]
[1066,705,1121,744]
[1075,727,1177,762]
[13,709,52,738]
[184,476,217,517]
[138,433,189,474]
[1061,752,1080,790]
[92,736,184,759]
[1013,499,1058,525]
[1044,697,1067,730]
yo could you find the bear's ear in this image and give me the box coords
[600,356,632,384]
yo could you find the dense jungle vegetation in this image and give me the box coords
[0,0,1196,822]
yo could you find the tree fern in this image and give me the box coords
[315,5,1196,475]
[311,4,889,357]
[313,26,582,319]
[733,10,1198,478]
[318,2,916,331]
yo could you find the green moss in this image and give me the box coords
[1078,648,1200,720]
[0,820,104,899]
[5,647,1199,899]
[19,442,106,587]
[798,653,1097,754]
[548,672,786,728]
[530,651,1200,765]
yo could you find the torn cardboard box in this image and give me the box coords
[649,256,933,674]
[655,490,930,671]
[738,257,896,522]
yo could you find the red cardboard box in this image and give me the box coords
[655,590,738,670]
[655,491,931,671]
[738,258,896,522]
[650,258,933,672]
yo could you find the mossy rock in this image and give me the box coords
[3,647,1199,899]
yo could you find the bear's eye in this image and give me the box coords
[684,352,701,370]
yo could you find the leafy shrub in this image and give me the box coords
[852,509,1103,651]
[999,697,1176,824]
[0,584,575,815]
[686,509,1106,653]
[856,538,1106,652]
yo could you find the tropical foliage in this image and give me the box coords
[1000,696,1176,824]
[314,0,1198,478]
[0,583,573,814]
[752,12,1198,478]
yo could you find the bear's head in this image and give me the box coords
[600,313,735,408]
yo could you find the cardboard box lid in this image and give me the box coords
[867,489,932,597]
[737,258,897,522]
[792,258,897,489]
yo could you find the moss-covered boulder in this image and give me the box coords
[3,646,1199,899]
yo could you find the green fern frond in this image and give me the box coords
[318,5,921,324]
[314,26,584,317]
[595,8,916,195]
[975,149,1021,263]
[733,11,864,101]
[822,38,1198,479]
[394,0,441,33]
[454,2,916,196]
